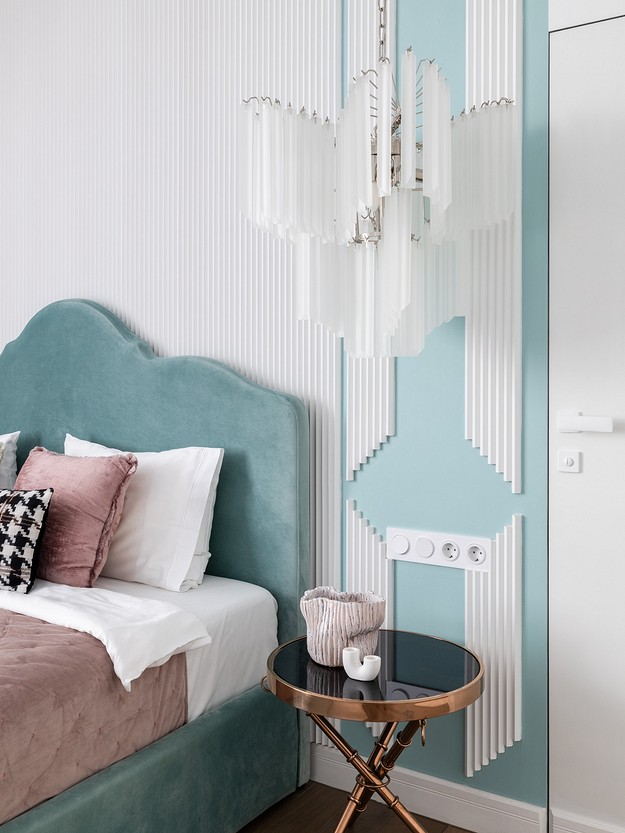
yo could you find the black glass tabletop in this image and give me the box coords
[270,630,481,707]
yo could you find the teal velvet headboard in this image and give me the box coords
[0,300,309,644]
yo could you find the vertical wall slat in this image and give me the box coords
[0,0,343,706]
[464,0,522,494]
[345,500,392,627]
[464,515,523,776]
[345,0,397,482]
[513,513,523,741]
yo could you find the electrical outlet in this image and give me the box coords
[387,527,491,572]
[467,544,486,564]
[441,541,460,560]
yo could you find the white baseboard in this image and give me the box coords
[551,809,625,833]
[310,743,547,833]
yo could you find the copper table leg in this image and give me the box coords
[343,721,398,827]
[346,718,426,823]
[308,714,430,833]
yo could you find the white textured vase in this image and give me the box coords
[300,587,386,667]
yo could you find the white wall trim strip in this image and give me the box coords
[311,744,548,833]
[551,810,625,833]
[465,514,523,776]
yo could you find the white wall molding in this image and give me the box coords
[346,356,396,480]
[311,744,547,833]
[344,500,393,626]
[465,514,523,776]
[343,0,523,492]
[344,0,397,481]
[239,0,342,599]
[350,510,522,770]
[344,498,393,739]
[465,0,523,493]
[552,810,625,833]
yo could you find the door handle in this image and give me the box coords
[557,410,613,433]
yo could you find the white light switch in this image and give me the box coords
[390,533,410,555]
[386,527,491,572]
[557,448,581,473]
[414,536,435,558]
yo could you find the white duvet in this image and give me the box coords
[96,574,279,720]
[0,579,211,690]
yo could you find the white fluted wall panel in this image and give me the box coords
[465,515,523,777]
[466,0,521,108]
[345,499,393,739]
[316,495,389,748]
[464,218,521,489]
[345,500,393,627]
[238,1,343,595]
[345,0,397,481]
[346,357,396,479]
[347,0,377,80]
[465,0,523,493]
[0,0,342,591]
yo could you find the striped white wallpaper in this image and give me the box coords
[0,0,342,592]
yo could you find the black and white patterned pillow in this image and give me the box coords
[0,488,54,593]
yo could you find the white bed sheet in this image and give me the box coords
[95,574,278,720]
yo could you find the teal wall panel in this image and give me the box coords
[341,0,548,808]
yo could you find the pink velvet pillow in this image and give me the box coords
[14,447,138,587]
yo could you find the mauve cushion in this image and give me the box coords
[14,447,138,587]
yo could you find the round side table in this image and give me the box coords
[264,629,483,833]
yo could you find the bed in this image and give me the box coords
[0,299,310,833]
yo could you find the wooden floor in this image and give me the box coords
[240,781,475,833]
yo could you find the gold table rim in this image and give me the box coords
[265,629,484,722]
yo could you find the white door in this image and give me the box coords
[550,11,625,831]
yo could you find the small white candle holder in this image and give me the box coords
[342,646,381,681]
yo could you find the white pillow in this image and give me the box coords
[0,431,20,489]
[180,552,211,591]
[64,434,224,592]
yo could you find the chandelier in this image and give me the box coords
[239,2,518,358]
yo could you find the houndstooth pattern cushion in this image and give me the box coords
[0,488,54,593]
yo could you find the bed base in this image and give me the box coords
[3,686,299,833]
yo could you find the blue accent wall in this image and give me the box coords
[341,0,548,807]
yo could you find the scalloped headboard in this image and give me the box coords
[0,300,309,643]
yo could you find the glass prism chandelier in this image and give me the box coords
[239,1,518,358]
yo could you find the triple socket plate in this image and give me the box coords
[386,527,492,573]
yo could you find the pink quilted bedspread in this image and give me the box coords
[0,609,187,823]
